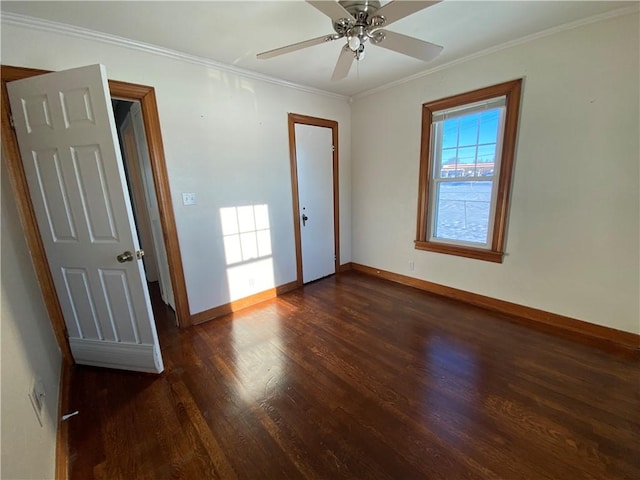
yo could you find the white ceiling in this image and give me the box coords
[1,1,635,97]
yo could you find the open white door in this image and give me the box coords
[7,64,164,373]
[295,123,335,283]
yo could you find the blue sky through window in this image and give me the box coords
[433,108,502,244]
[441,109,500,167]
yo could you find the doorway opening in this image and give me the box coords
[112,99,176,325]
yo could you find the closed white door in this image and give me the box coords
[7,64,164,373]
[295,123,335,283]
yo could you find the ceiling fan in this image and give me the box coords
[257,0,443,81]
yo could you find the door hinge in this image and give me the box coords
[9,114,15,129]
[332,145,335,152]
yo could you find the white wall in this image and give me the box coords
[351,13,639,334]
[1,21,352,315]
[1,157,62,479]
[3,12,637,336]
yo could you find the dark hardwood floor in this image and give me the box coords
[67,271,640,479]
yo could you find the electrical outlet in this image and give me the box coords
[409,261,415,271]
[28,377,46,427]
[182,192,196,206]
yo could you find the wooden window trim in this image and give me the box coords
[415,79,523,263]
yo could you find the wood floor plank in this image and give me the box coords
[67,273,640,479]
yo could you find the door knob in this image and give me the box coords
[302,214,308,226]
[116,250,144,263]
[117,251,134,263]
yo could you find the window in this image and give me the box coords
[415,79,522,263]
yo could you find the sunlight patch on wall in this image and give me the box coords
[220,204,274,301]
[226,258,275,300]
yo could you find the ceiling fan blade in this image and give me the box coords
[373,1,441,26]
[257,34,339,59]
[307,0,356,24]
[332,45,355,81]
[373,30,443,62]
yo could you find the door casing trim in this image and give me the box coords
[287,113,340,286]
[1,65,192,364]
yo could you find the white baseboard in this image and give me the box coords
[69,338,164,373]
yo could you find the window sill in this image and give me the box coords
[414,240,504,263]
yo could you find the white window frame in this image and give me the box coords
[429,98,506,248]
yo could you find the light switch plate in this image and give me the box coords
[182,192,196,206]
[28,377,45,427]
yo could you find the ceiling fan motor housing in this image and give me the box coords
[334,0,386,54]
[333,0,385,37]
[257,0,444,80]
[339,0,382,18]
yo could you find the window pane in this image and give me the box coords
[458,114,479,146]
[476,163,494,177]
[433,181,492,244]
[477,144,496,163]
[457,146,476,166]
[441,147,458,165]
[442,120,458,149]
[444,167,466,178]
[439,147,457,177]
[478,109,501,144]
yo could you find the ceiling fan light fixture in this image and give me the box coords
[257,0,444,80]
[348,35,361,51]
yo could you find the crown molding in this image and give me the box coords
[353,4,639,100]
[0,11,350,102]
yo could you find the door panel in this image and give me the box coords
[295,123,335,283]
[7,64,164,373]
[61,267,101,339]
[72,144,119,241]
[31,148,78,241]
